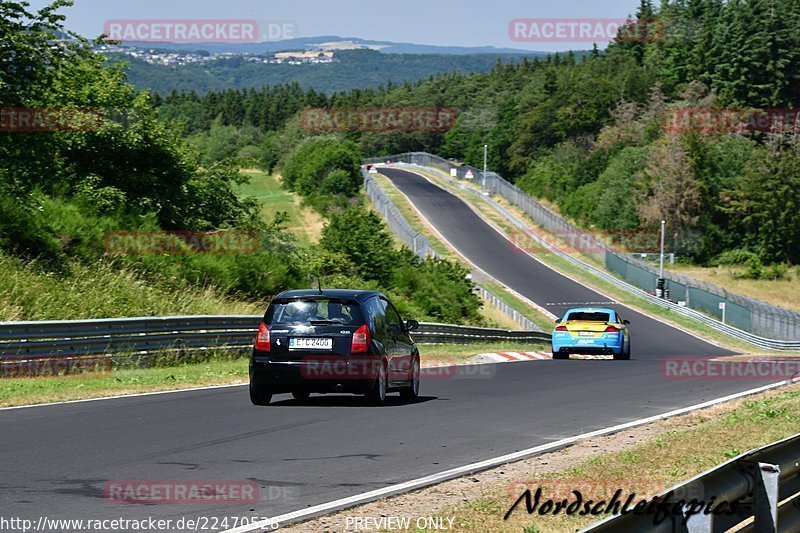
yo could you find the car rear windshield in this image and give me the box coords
[566,311,611,322]
[266,299,365,326]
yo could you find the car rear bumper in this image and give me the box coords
[553,346,620,355]
[551,336,624,355]
[250,356,381,394]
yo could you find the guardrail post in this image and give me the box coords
[753,462,780,532]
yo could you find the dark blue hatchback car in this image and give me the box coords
[249,289,420,405]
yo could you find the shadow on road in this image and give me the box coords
[269,395,437,408]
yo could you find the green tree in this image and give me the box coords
[635,136,703,251]
[282,137,362,203]
[319,206,397,285]
[725,131,800,263]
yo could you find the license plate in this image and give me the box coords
[579,331,595,337]
[289,338,332,350]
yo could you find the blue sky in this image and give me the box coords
[31,0,645,52]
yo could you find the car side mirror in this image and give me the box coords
[406,320,419,331]
[623,320,630,325]
[554,318,561,324]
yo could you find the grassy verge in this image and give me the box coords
[238,169,324,247]
[478,297,532,330]
[0,170,313,322]
[670,263,800,313]
[0,254,262,321]
[0,344,547,408]
[0,352,250,408]
[412,168,798,355]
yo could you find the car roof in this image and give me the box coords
[273,289,382,302]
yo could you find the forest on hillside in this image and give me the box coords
[116,49,540,94]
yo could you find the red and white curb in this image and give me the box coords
[477,351,549,362]
[473,351,613,363]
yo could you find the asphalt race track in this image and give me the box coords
[380,167,733,359]
[1,168,785,531]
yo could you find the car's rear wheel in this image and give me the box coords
[249,382,272,406]
[366,360,388,405]
[400,357,420,400]
[614,339,631,360]
[553,351,569,360]
[292,391,310,401]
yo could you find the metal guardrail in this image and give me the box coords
[363,169,438,259]
[0,316,549,361]
[475,286,542,332]
[365,155,800,351]
[412,322,549,344]
[582,432,800,532]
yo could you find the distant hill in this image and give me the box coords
[113,49,549,94]
[115,35,543,56]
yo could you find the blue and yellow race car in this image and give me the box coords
[551,307,631,360]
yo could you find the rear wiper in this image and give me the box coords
[310,319,344,325]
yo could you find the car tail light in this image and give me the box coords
[351,324,370,353]
[254,322,270,351]
[555,325,568,332]
[604,326,620,333]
